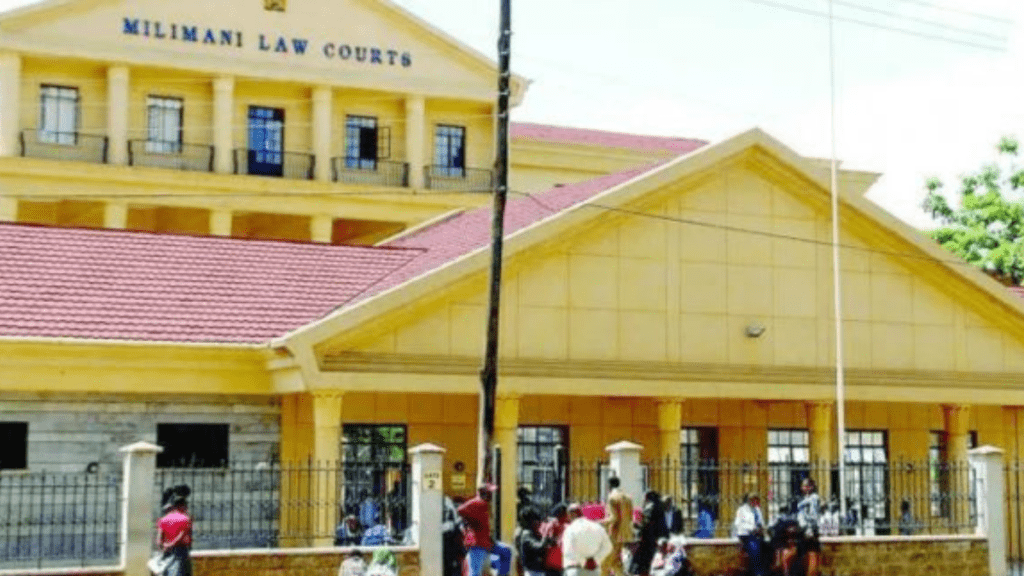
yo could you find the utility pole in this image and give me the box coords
[478,0,512,487]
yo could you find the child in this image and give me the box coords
[339,551,367,576]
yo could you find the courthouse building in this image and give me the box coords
[4,0,1024,544]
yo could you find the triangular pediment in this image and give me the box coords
[295,129,1024,380]
[0,0,523,101]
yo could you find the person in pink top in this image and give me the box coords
[155,485,193,576]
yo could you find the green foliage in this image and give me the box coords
[923,136,1024,285]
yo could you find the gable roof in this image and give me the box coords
[511,122,707,155]
[0,224,421,345]
[276,127,1024,350]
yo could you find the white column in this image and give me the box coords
[210,209,233,236]
[213,76,235,174]
[310,215,333,243]
[104,202,129,229]
[312,86,333,182]
[970,446,1006,576]
[606,441,644,507]
[118,441,163,576]
[0,52,22,157]
[0,196,16,222]
[410,443,445,576]
[405,95,425,189]
[106,65,130,165]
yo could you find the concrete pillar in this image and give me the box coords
[656,400,682,500]
[607,441,644,507]
[118,441,162,576]
[106,65,130,165]
[312,86,333,182]
[970,446,1006,576]
[0,195,16,221]
[945,404,972,530]
[405,95,425,189]
[494,394,520,542]
[212,76,235,174]
[311,391,343,547]
[210,209,232,236]
[410,443,445,576]
[0,52,21,158]
[104,202,129,229]
[310,214,333,244]
[807,401,834,496]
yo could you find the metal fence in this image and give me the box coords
[128,140,215,172]
[423,165,493,192]
[644,459,976,539]
[333,158,409,187]
[0,471,122,569]
[20,130,108,164]
[233,150,315,180]
[154,460,411,550]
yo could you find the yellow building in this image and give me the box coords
[2,0,1024,553]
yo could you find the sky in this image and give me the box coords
[0,0,1019,228]
[382,0,1022,229]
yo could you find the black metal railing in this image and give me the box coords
[128,140,214,172]
[639,459,976,539]
[0,471,122,569]
[232,150,315,180]
[20,130,108,164]
[154,460,410,550]
[332,158,409,187]
[423,165,493,192]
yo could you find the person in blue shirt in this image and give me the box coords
[360,522,394,547]
[359,490,382,530]
[693,505,715,539]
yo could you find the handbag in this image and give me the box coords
[147,551,172,575]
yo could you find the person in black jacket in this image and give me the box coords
[662,496,684,535]
[631,491,669,576]
[518,508,552,576]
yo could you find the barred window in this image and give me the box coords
[767,429,810,516]
[680,427,718,519]
[844,430,888,534]
[434,125,465,177]
[345,115,378,169]
[39,85,78,145]
[146,96,183,153]
[156,423,229,468]
[0,422,27,470]
[342,424,408,531]
[517,426,568,512]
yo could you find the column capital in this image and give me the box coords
[312,85,333,100]
[107,64,129,80]
[656,397,685,406]
[309,389,345,400]
[213,75,235,92]
[496,393,522,401]
[942,403,971,413]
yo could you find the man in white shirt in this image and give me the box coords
[732,493,766,576]
[563,503,613,576]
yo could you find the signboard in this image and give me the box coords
[423,471,442,491]
[451,474,467,491]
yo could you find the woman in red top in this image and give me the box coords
[155,485,193,576]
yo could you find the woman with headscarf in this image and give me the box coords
[365,548,399,576]
[630,490,668,576]
[155,485,193,576]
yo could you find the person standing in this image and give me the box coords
[792,478,822,576]
[540,504,569,576]
[458,484,512,576]
[518,508,552,576]
[600,477,634,576]
[155,485,193,576]
[733,493,766,576]
[662,496,684,535]
[562,503,612,576]
[631,491,668,576]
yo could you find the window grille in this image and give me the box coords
[146,96,184,154]
[39,85,79,145]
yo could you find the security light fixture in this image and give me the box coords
[745,322,767,338]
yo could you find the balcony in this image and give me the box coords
[233,149,315,180]
[424,166,493,192]
[128,141,214,172]
[332,158,409,188]
[20,130,108,164]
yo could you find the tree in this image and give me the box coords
[922,136,1024,285]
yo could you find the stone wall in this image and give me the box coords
[192,548,420,576]
[686,536,988,576]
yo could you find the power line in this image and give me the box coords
[831,0,1008,41]
[888,0,1014,25]
[740,0,1007,51]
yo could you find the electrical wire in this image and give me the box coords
[830,0,1008,41]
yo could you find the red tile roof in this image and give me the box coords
[511,122,707,154]
[0,224,422,344]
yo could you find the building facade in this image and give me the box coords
[2,0,1024,553]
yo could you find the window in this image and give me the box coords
[342,425,408,530]
[39,85,79,145]
[434,125,465,177]
[345,115,378,169]
[767,429,810,516]
[0,422,28,470]
[844,430,888,534]
[517,426,568,511]
[156,423,229,468]
[146,96,183,153]
[680,427,719,520]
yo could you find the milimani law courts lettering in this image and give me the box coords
[122,17,414,67]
